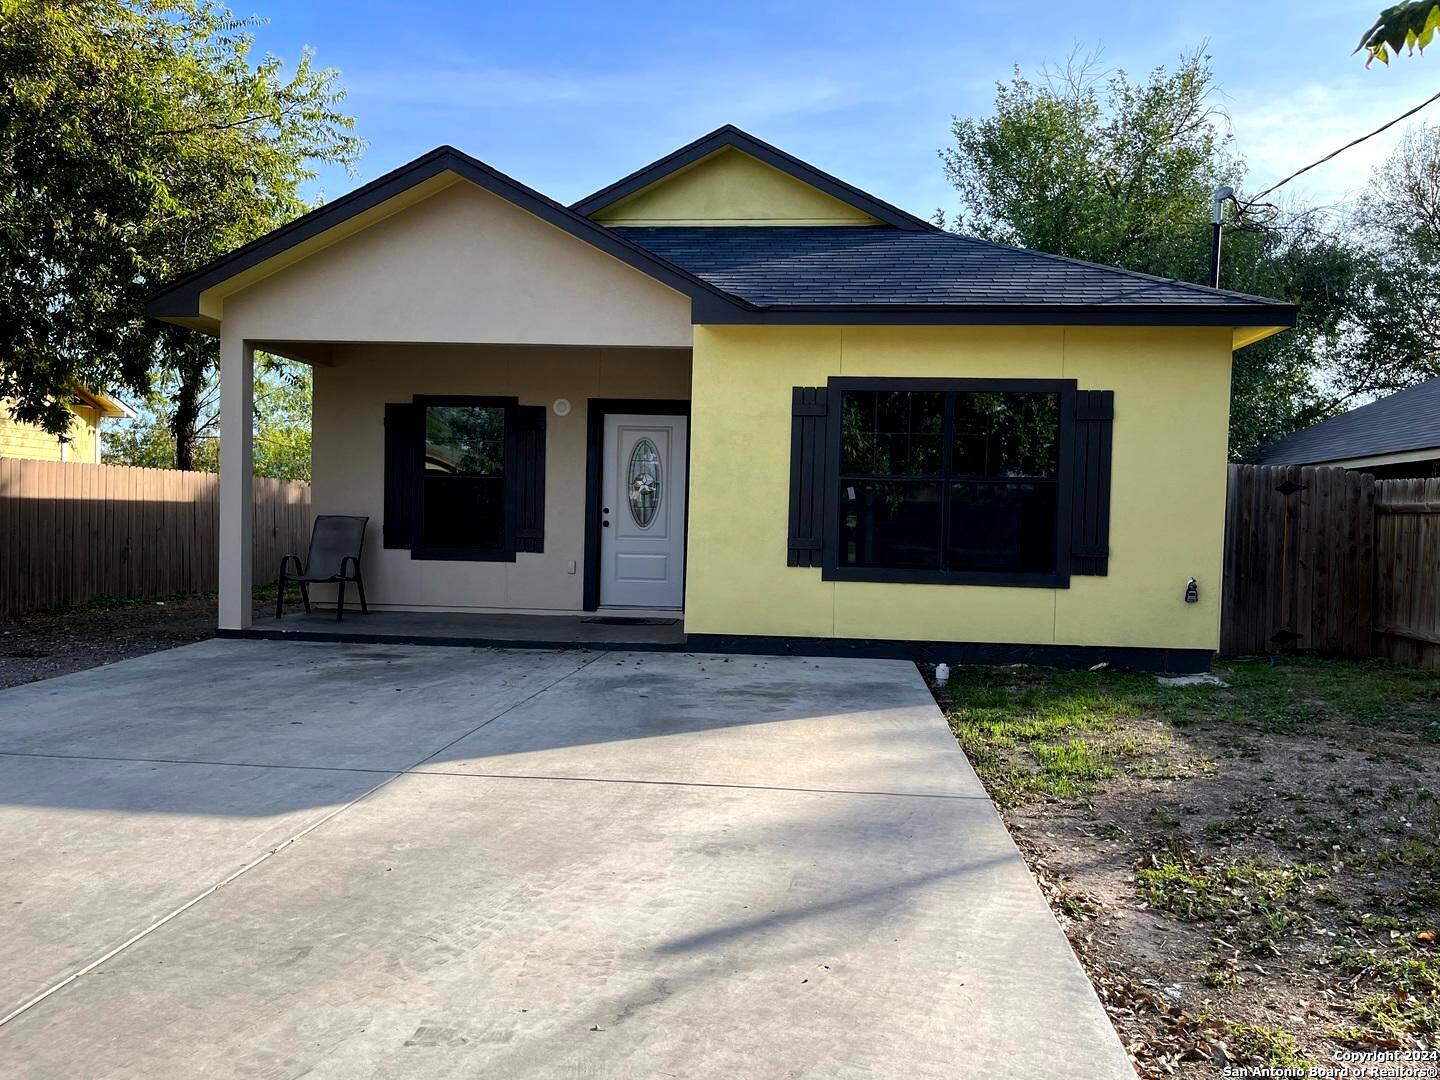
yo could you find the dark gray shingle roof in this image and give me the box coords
[615,226,1292,313]
[1258,378,1440,466]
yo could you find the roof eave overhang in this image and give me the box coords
[147,147,755,335]
[69,382,135,419]
[690,299,1299,330]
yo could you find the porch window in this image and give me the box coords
[830,379,1074,587]
[383,396,546,560]
[420,404,507,555]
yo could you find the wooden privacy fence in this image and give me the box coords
[0,459,311,617]
[1221,464,1440,668]
[1374,478,1440,669]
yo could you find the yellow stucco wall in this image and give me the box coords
[684,324,1234,651]
[592,148,882,227]
[0,401,100,463]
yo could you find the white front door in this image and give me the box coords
[600,413,688,609]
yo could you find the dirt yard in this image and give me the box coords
[931,658,1440,1077]
[0,589,291,688]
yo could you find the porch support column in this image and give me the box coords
[218,334,254,630]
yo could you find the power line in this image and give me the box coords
[1247,87,1440,203]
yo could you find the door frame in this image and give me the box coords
[584,398,691,612]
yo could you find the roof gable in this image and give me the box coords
[147,146,750,333]
[588,146,882,227]
[222,181,695,347]
[573,125,935,231]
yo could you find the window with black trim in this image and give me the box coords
[829,379,1073,587]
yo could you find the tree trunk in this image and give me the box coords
[170,359,206,471]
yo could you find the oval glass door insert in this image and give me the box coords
[627,438,662,528]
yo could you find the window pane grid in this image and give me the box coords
[839,388,1061,576]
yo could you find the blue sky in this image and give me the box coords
[246,1,1440,219]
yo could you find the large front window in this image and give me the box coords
[832,379,1072,586]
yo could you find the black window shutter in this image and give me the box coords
[788,387,829,567]
[1069,390,1115,576]
[383,402,419,549]
[512,404,547,554]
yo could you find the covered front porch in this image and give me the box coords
[221,339,693,631]
[187,164,706,633]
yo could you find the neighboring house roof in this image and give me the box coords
[615,226,1288,321]
[570,125,937,231]
[1258,378,1440,467]
[147,125,1298,336]
[70,383,135,420]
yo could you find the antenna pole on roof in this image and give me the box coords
[1209,185,1234,289]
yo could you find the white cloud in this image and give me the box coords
[1227,80,1440,210]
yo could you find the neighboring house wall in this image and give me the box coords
[684,324,1233,652]
[590,148,882,227]
[311,343,691,612]
[0,400,100,463]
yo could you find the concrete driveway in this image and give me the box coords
[0,641,1132,1079]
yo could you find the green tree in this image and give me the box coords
[0,0,360,466]
[1359,3,1440,64]
[938,50,1363,456]
[1333,125,1440,398]
[104,354,312,479]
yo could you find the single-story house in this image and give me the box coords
[0,384,134,464]
[147,125,1295,671]
[1257,377,1440,479]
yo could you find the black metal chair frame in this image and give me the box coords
[276,515,370,622]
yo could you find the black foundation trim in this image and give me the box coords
[220,627,1211,673]
[684,636,1213,673]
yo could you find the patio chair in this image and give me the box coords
[276,515,369,622]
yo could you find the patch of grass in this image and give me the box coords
[1135,855,1326,954]
[1203,955,1242,988]
[1331,948,1440,1042]
[1203,657,1440,741]
[1057,890,1101,921]
[1136,856,1326,920]
[934,667,1176,806]
[1224,1023,1310,1069]
[931,657,1440,808]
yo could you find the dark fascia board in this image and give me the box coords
[569,124,939,232]
[689,297,1300,328]
[146,145,755,324]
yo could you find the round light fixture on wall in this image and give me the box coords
[552,398,572,417]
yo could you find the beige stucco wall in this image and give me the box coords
[222,180,693,348]
[311,343,691,613]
